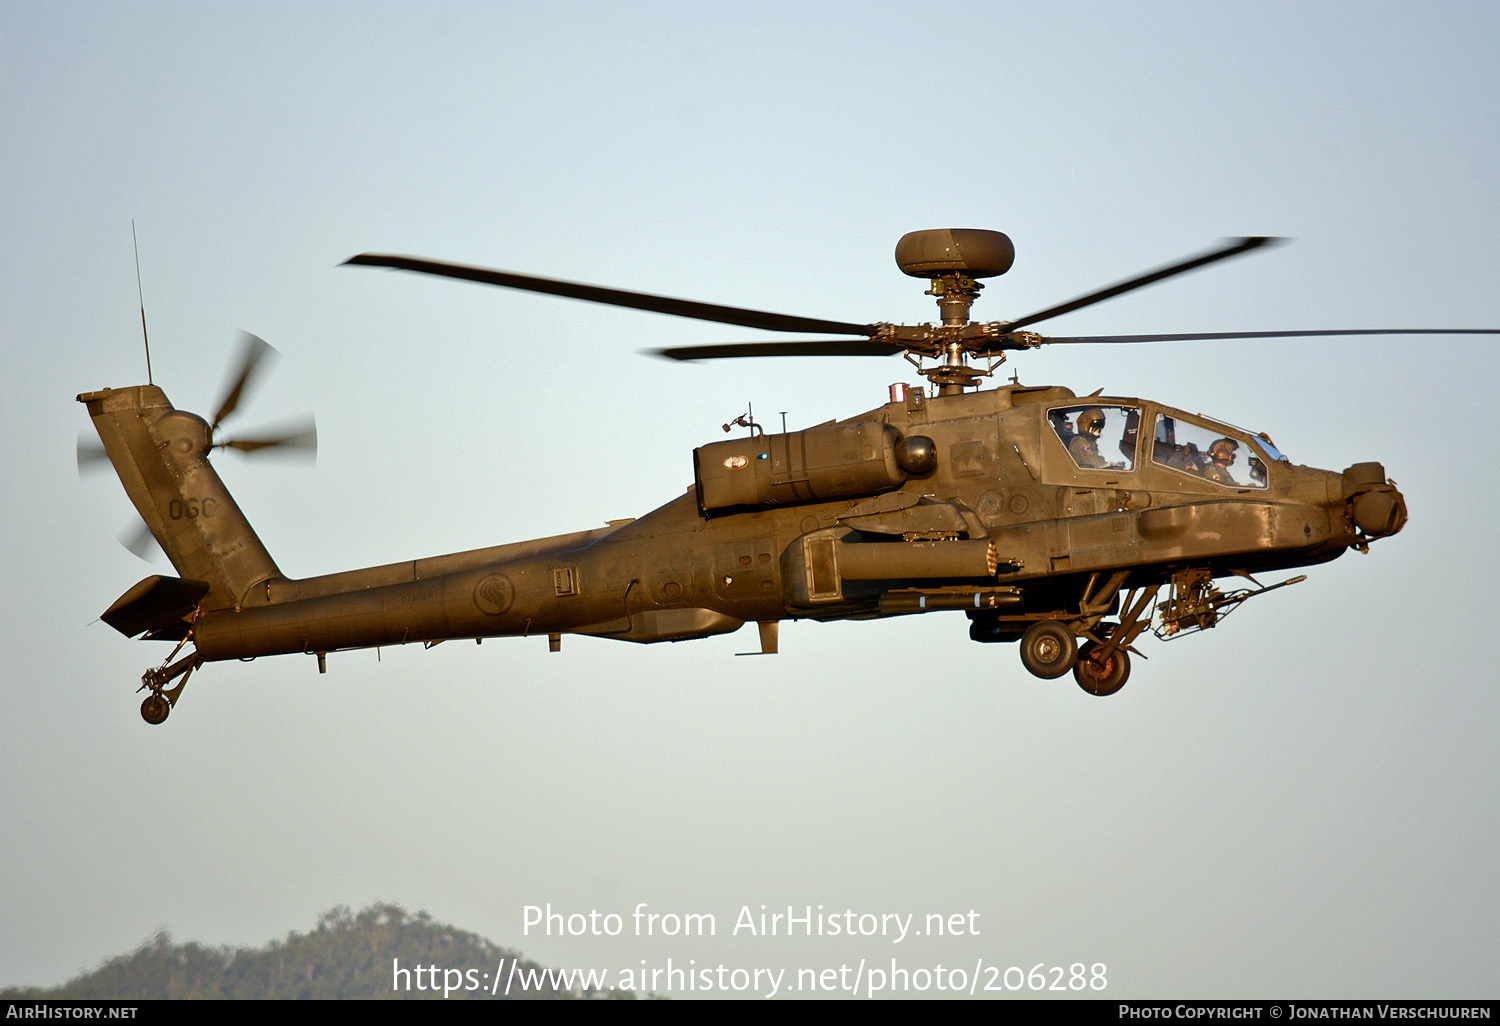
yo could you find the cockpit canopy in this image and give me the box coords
[1048,402,1285,490]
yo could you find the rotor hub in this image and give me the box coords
[892,230,1017,392]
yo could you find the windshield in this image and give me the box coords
[1200,415,1286,463]
[1253,434,1285,462]
[1151,414,1268,489]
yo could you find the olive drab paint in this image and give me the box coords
[82,229,1475,725]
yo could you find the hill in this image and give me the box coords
[1,903,632,999]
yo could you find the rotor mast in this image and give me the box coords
[895,229,1015,395]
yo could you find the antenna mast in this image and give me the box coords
[132,220,152,384]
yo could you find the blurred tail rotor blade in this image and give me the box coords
[77,435,111,475]
[215,416,318,461]
[120,520,164,562]
[211,332,276,430]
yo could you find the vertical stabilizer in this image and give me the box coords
[78,385,282,611]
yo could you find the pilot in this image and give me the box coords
[1069,408,1124,470]
[1049,410,1075,446]
[1248,455,1267,486]
[1202,438,1240,485]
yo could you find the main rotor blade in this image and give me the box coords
[1034,328,1500,344]
[212,332,276,430]
[1006,237,1285,332]
[653,338,905,361]
[345,254,876,336]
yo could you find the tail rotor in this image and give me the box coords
[208,333,318,463]
[79,333,316,562]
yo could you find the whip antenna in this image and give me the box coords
[132,220,153,384]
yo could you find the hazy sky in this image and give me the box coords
[3,0,1497,999]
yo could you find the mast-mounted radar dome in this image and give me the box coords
[895,229,1014,279]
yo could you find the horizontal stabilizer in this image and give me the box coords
[101,575,210,639]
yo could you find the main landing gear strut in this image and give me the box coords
[1011,573,1162,697]
[1002,567,1307,696]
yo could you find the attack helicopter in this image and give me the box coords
[81,229,1490,724]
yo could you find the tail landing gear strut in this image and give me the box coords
[137,640,203,725]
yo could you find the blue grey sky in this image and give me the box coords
[2,0,1497,998]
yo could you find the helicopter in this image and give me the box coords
[81,228,1491,724]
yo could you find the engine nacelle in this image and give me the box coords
[695,421,917,515]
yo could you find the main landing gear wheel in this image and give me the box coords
[1018,621,1078,679]
[140,693,171,725]
[1074,641,1130,696]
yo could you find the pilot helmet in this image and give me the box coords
[1078,408,1106,436]
[1210,438,1238,462]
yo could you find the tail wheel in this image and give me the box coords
[1018,621,1078,679]
[140,694,171,725]
[1074,641,1130,696]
